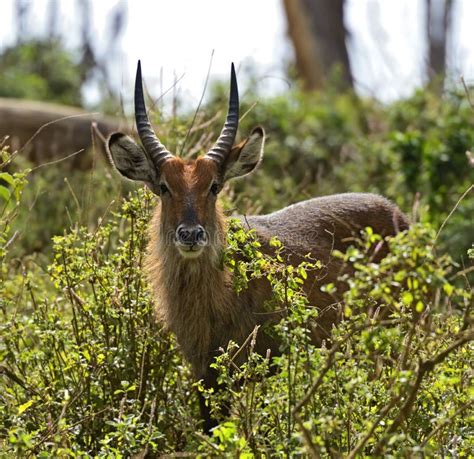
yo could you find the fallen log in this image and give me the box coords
[0,98,131,169]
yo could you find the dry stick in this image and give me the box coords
[435,184,473,244]
[189,111,221,133]
[0,365,40,396]
[239,101,258,122]
[294,412,321,459]
[229,325,261,367]
[346,395,401,459]
[180,49,215,155]
[461,294,473,332]
[148,72,186,114]
[291,319,405,456]
[31,407,110,453]
[461,75,474,110]
[399,320,417,370]
[19,112,99,154]
[91,121,106,144]
[372,330,474,456]
[64,176,82,218]
[292,319,403,416]
[29,148,85,171]
[420,400,473,447]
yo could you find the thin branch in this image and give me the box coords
[346,395,400,459]
[239,101,258,123]
[293,319,403,416]
[148,72,186,113]
[435,184,473,243]
[29,149,85,172]
[180,50,215,155]
[373,330,474,455]
[294,412,321,458]
[19,113,99,154]
[0,365,40,396]
[421,400,473,447]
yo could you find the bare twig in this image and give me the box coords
[373,330,474,455]
[294,412,321,458]
[19,113,98,154]
[293,319,403,416]
[461,75,474,110]
[346,395,400,459]
[180,49,215,155]
[29,148,85,171]
[421,400,473,447]
[230,325,260,366]
[0,365,40,395]
[435,184,473,243]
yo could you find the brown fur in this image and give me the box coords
[145,184,409,379]
[107,126,409,430]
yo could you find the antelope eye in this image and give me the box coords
[210,183,220,195]
[159,183,169,195]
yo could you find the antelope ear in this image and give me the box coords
[106,132,158,183]
[222,127,265,181]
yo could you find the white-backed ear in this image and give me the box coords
[223,127,265,181]
[106,133,158,183]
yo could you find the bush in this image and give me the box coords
[1,79,473,456]
[0,40,83,106]
[1,179,472,456]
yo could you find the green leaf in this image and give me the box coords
[0,185,10,202]
[18,399,35,415]
[443,283,454,296]
[0,172,15,186]
[402,291,414,305]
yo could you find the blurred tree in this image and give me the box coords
[283,0,458,94]
[14,0,29,43]
[5,0,127,107]
[0,39,83,106]
[426,0,454,91]
[283,0,353,90]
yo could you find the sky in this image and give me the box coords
[1,0,474,109]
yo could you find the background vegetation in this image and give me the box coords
[0,40,473,457]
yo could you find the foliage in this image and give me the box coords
[197,221,473,457]
[1,170,472,455]
[1,188,200,456]
[1,68,473,456]
[208,79,474,260]
[6,78,473,261]
[9,159,127,256]
[0,39,83,106]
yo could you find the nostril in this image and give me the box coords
[176,225,207,246]
[195,227,207,243]
[176,225,191,243]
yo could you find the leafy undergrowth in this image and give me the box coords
[1,153,472,456]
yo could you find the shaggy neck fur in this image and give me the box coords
[145,202,249,376]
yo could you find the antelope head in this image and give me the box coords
[107,61,265,259]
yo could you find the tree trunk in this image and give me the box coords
[426,0,453,90]
[283,0,353,90]
[0,98,128,169]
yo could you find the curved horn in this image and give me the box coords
[206,62,239,165]
[135,60,172,169]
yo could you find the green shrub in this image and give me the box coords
[1,180,472,456]
[1,79,473,456]
[0,39,83,106]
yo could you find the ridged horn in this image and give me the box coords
[134,60,172,169]
[206,62,239,165]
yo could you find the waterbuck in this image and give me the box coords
[107,61,409,430]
